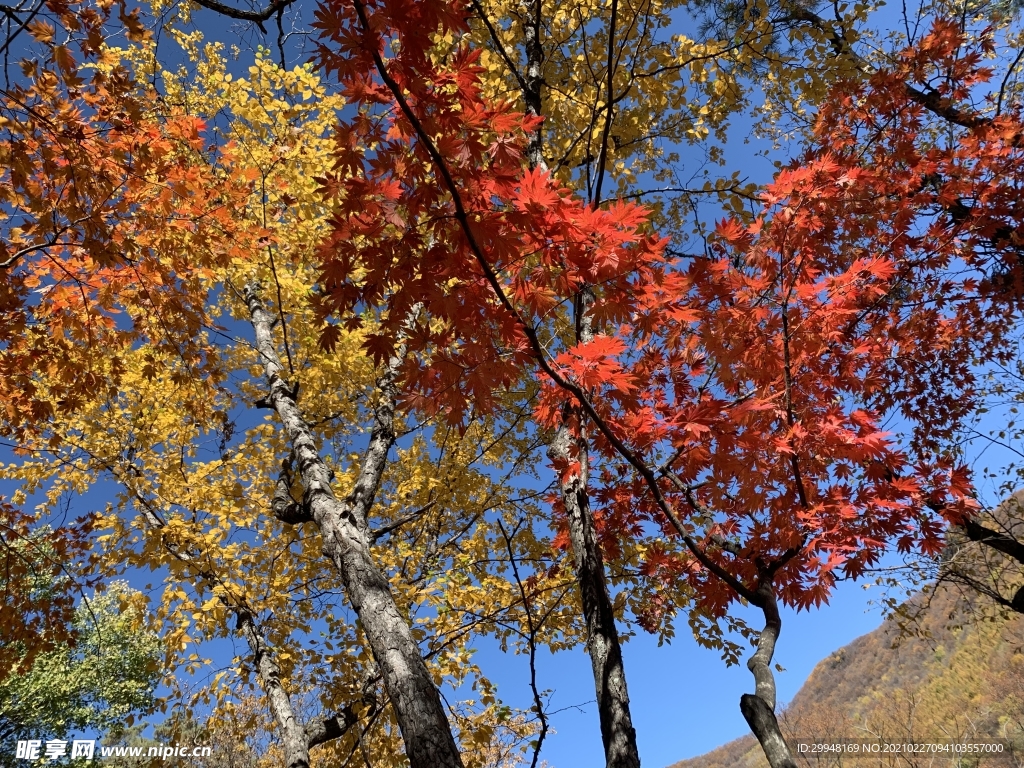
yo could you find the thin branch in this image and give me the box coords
[468,0,530,99]
[783,7,989,129]
[591,0,618,208]
[187,0,296,32]
[496,519,549,768]
[778,283,810,510]
[370,500,437,542]
[0,0,42,61]
[681,535,759,604]
[997,46,1024,117]
[276,6,287,68]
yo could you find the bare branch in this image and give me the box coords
[496,519,549,768]
[370,500,437,543]
[187,0,296,32]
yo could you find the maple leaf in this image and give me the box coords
[319,323,343,352]
[514,166,560,211]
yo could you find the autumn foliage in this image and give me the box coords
[3,0,1024,764]
[0,500,94,681]
[0,1,255,436]
[312,0,1001,639]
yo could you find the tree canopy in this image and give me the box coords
[1,0,1023,766]
[0,581,160,754]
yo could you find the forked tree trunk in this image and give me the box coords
[237,609,354,768]
[742,583,797,768]
[245,285,464,768]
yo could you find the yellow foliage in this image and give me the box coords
[0,24,568,765]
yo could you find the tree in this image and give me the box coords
[0,582,161,754]
[898,495,1024,626]
[0,506,93,681]
[3,17,560,768]
[101,695,285,768]
[747,4,1024,649]
[387,0,1024,762]
[312,6,1024,768]
[0,0,251,439]
[5,0,1024,767]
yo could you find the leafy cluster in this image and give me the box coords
[1,0,1024,766]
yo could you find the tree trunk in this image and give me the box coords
[237,609,315,768]
[522,0,544,170]
[740,695,796,768]
[742,583,797,768]
[245,285,464,768]
[548,290,641,768]
[435,6,643,761]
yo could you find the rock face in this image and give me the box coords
[667,584,1024,768]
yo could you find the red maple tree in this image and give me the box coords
[313,2,1022,763]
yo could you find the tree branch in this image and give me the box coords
[307,709,360,750]
[782,7,990,129]
[960,518,1024,565]
[496,519,549,768]
[591,0,618,207]
[680,535,759,604]
[272,458,313,525]
[370,500,437,542]
[187,0,296,32]
[467,0,531,105]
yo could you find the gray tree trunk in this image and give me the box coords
[238,609,318,768]
[518,9,642,761]
[548,291,641,768]
[742,583,797,768]
[245,285,464,768]
[522,0,544,170]
[122,481,353,768]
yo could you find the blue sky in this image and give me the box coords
[471,570,890,768]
